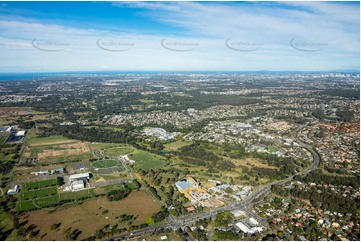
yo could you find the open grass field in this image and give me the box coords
[21,187,57,200]
[17,179,59,212]
[23,179,57,190]
[17,196,59,212]
[164,140,192,151]
[27,135,70,145]
[20,190,161,240]
[59,189,95,201]
[89,142,123,150]
[102,146,134,157]
[129,150,166,170]
[91,159,119,169]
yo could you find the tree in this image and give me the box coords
[146,217,155,225]
[56,177,64,186]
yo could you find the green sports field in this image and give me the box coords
[91,159,118,169]
[17,179,59,212]
[23,179,57,190]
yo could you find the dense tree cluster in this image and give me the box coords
[214,212,234,228]
[106,181,140,201]
[335,108,354,122]
[290,185,359,216]
[312,108,326,120]
[42,125,135,144]
[180,144,221,162]
[0,160,15,175]
[212,230,239,241]
[151,209,169,223]
[294,169,360,188]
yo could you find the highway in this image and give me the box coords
[107,124,320,241]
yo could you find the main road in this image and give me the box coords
[107,124,320,241]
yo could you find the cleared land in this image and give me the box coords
[36,142,90,160]
[23,135,92,164]
[20,190,161,240]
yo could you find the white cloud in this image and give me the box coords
[0,2,359,72]
[112,1,183,12]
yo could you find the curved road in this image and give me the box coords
[107,125,320,241]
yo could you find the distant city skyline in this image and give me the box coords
[0,1,359,72]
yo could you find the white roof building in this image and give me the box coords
[16,131,25,136]
[231,209,246,218]
[69,173,89,181]
[160,235,168,241]
[235,222,263,234]
[249,217,259,226]
[72,180,85,191]
[235,222,253,234]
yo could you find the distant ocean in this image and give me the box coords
[0,73,45,81]
[0,70,358,81]
[0,71,169,81]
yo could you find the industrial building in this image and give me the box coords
[69,173,90,191]
[234,219,264,234]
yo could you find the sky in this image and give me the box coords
[0,1,359,72]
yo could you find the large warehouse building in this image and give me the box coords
[69,173,90,191]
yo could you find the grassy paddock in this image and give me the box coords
[20,190,161,240]
[59,189,95,201]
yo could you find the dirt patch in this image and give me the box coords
[94,177,106,182]
[20,190,160,240]
[21,146,31,158]
[37,142,90,159]
[22,152,31,158]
